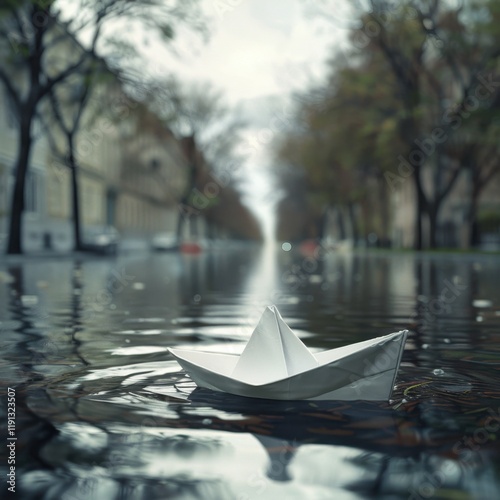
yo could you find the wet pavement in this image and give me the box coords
[1,243,500,499]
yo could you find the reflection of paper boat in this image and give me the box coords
[168,306,408,401]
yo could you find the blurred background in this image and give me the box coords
[1,0,499,256]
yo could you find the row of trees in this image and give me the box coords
[275,0,500,249]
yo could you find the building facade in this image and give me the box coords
[0,73,190,253]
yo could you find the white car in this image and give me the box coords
[83,226,119,255]
[151,233,178,251]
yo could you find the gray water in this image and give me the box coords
[1,244,499,499]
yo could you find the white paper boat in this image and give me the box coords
[168,306,408,401]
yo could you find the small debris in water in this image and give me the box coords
[433,368,445,376]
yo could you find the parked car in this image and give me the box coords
[151,232,178,252]
[83,226,119,255]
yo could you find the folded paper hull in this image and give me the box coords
[169,330,407,401]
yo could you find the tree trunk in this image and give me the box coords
[176,158,197,243]
[468,189,480,248]
[67,134,83,251]
[337,206,346,240]
[415,196,424,250]
[176,136,198,245]
[7,115,32,255]
[317,206,328,241]
[428,204,438,249]
[413,171,427,251]
[347,202,358,246]
[176,208,185,244]
[378,176,390,246]
[190,215,199,238]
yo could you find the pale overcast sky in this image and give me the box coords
[143,0,350,104]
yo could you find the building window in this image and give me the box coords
[25,172,38,213]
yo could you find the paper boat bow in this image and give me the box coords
[169,306,407,401]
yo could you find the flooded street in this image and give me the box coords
[1,245,500,499]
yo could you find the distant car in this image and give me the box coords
[83,226,119,255]
[151,233,178,252]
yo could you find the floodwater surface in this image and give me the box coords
[1,244,499,499]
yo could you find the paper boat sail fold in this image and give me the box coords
[232,306,318,384]
[168,305,408,401]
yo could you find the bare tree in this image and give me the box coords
[44,61,100,251]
